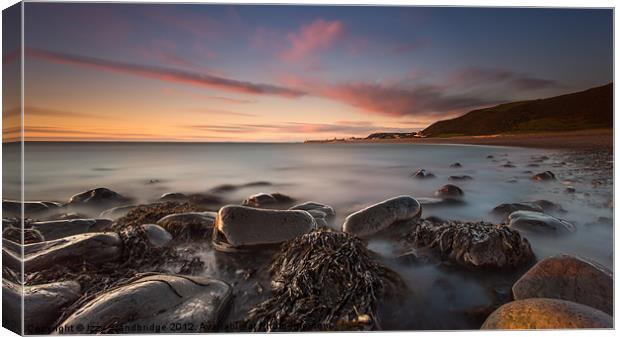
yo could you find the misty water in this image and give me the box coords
[12,142,614,329]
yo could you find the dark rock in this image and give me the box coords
[450,162,462,168]
[213,205,316,251]
[434,184,464,200]
[481,298,612,329]
[3,280,81,334]
[58,274,232,333]
[408,220,533,268]
[448,175,473,181]
[410,169,435,179]
[512,254,612,315]
[159,192,188,201]
[508,211,575,234]
[492,202,544,218]
[3,200,62,218]
[289,201,335,219]
[532,171,556,181]
[156,212,217,240]
[141,224,173,248]
[342,196,421,238]
[242,192,295,208]
[565,186,576,193]
[3,226,44,244]
[68,188,131,209]
[31,218,114,240]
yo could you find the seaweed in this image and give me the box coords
[113,201,209,229]
[243,229,404,332]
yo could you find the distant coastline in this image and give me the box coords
[304,128,613,150]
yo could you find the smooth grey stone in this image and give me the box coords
[508,210,575,234]
[31,219,114,240]
[342,196,421,238]
[289,201,335,219]
[58,274,232,333]
[141,224,173,248]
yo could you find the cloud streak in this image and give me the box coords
[282,19,344,62]
[184,121,414,135]
[450,66,560,90]
[27,48,306,98]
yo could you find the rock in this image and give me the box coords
[481,298,612,329]
[434,184,464,200]
[508,211,575,234]
[532,171,556,181]
[3,226,44,244]
[492,202,544,218]
[342,196,421,238]
[242,192,295,208]
[565,186,576,193]
[408,220,533,268]
[156,212,217,240]
[141,224,173,248]
[3,200,62,218]
[486,155,494,159]
[58,274,232,333]
[4,280,82,334]
[501,163,516,168]
[512,254,612,315]
[21,232,122,273]
[99,205,137,219]
[31,219,114,240]
[213,205,316,251]
[53,212,90,220]
[289,201,335,219]
[450,162,462,168]
[68,188,131,209]
[159,192,187,201]
[410,169,435,179]
[448,175,473,181]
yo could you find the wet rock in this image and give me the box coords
[481,298,612,329]
[52,212,90,220]
[141,224,173,248]
[159,192,187,201]
[508,211,575,234]
[512,254,612,315]
[21,232,122,273]
[3,200,62,218]
[342,196,421,238]
[68,188,131,209]
[408,220,533,268]
[156,212,217,240]
[3,226,44,244]
[31,219,114,240]
[532,171,556,181]
[410,169,435,179]
[531,199,565,213]
[450,162,462,168]
[492,202,544,218]
[565,186,576,193]
[242,192,295,208]
[501,162,516,168]
[99,205,137,219]
[213,205,316,251]
[434,184,464,200]
[289,201,335,219]
[58,274,232,333]
[115,202,208,229]
[448,175,473,181]
[486,155,494,159]
[3,280,81,334]
[186,193,224,206]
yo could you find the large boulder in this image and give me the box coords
[342,196,421,238]
[508,211,575,234]
[408,221,534,268]
[19,232,122,273]
[156,212,217,240]
[31,219,114,240]
[3,200,62,218]
[512,254,612,315]
[434,184,464,200]
[481,298,612,329]
[213,205,316,251]
[58,274,232,333]
[242,192,295,209]
[3,280,81,334]
[67,188,131,210]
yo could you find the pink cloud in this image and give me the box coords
[282,19,344,62]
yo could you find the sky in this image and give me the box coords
[5,4,614,141]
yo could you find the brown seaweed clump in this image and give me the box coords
[114,201,209,229]
[244,229,404,332]
[408,220,534,269]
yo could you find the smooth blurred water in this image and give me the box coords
[15,141,614,330]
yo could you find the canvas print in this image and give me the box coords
[1,2,614,334]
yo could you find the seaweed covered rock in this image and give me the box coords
[3,280,82,334]
[245,230,403,331]
[114,202,208,229]
[508,211,575,234]
[410,169,435,179]
[242,192,295,209]
[212,206,315,252]
[481,298,612,329]
[31,219,114,240]
[512,254,612,315]
[408,221,534,268]
[434,184,464,200]
[58,274,232,333]
[68,188,132,210]
[156,212,216,240]
[342,196,421,238]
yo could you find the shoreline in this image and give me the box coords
[305,129,613,150]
